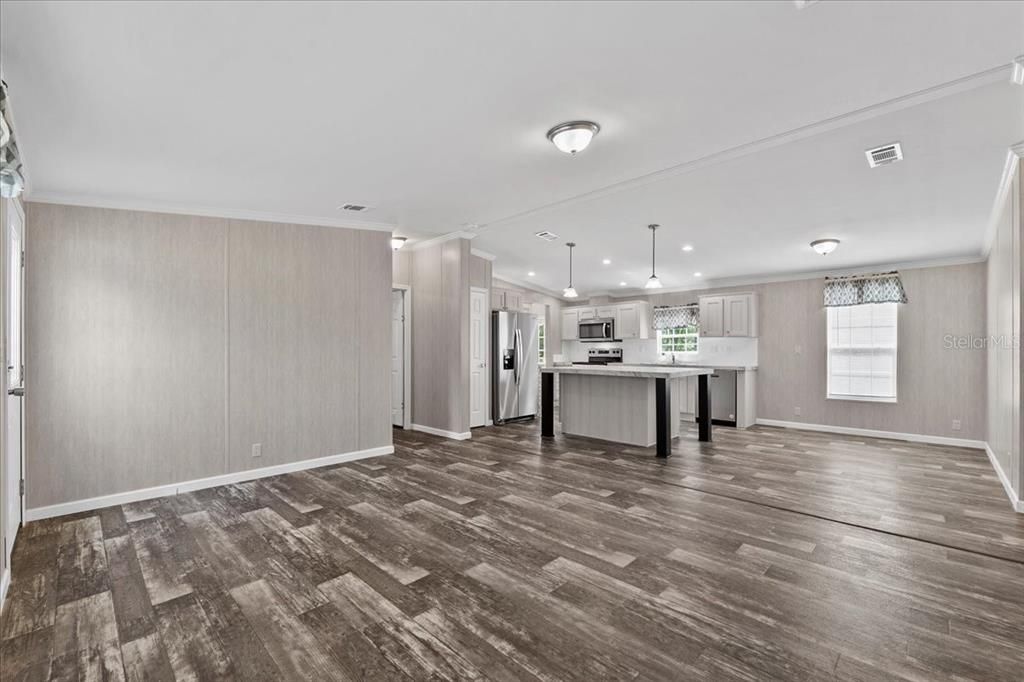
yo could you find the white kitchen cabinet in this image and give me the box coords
[699,293,757,337]
[596,306,617,320]
[617,304,641,339]
[699,297,724,337]
[491,288,505,310]
[576,307,596,321]
[561,308,579,340]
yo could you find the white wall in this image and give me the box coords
[986,160,1022,505]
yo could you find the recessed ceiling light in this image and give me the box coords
[602,258,611,265]
[527,271,536,277]
[390,236,407,250]
[1012,56,1024,85]
[619,281,627,287]
[546,121,600,155]
[811,239,840,255]
[682,245,694,252]
[693,272,702,277]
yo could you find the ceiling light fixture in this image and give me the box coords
[682,244,693,252]
[693,272,702,278]
[1012,56,1024,85]
[390,236,407,250]
[644,224,663,289]
[563,242,579,298]
[528,271,536,277]
[547,121,600,155]
[619,281,627,287]
[602,258,611,265]
[811,238,840,255]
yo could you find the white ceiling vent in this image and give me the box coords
[534,230,559,241]
[339,203,372,212]
[865,143,903,168]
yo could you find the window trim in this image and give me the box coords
[826,302,898,404]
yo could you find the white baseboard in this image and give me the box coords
[755,419,987,450]
[24,445,394,522]
[984,443,1024,513]
[410,424,472,440]
[1,567,9,613]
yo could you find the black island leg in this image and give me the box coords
[541,372,554,438]
[655,377,672,457]
[697,373,712,442]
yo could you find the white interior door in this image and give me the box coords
[5,200,25,553]
[391,289,404,427]
[469,289,487,428]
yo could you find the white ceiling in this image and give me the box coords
[2,1,1023,294]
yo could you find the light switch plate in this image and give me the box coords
[252,443,262,458]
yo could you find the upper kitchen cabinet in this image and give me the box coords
[616,303,650,339]
[699,293,758,337]
[561,308,579,340]
[491,287,533,312]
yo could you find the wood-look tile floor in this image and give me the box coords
[3,422,1024,681]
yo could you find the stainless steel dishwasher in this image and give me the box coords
[710,370,737,426]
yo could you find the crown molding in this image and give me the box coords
[25,192,397,232]
[981,142,1024,258]
[470,248,497,261]
[579,254,987,300]
[471,64,1014,235]
[407,230,477,251]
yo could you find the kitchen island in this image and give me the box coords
[541,365,714,457]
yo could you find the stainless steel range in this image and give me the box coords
[572,348,623,365]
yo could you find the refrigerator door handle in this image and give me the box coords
[512,329,520,385]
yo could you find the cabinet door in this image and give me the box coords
[596,306,616,319]
[561,309,579,341]
[617,305,639,339]
[700,296,724,337]
[723,295,749,337]
[577,307,596,320]
[491,289,505,310]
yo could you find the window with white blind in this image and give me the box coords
[826,302,897,402]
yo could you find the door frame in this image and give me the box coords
[3,197,25,571]
[469,286,489,428]
[391,285,412,429]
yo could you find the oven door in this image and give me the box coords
[579,319,613,341]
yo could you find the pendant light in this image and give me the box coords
[644,224,663,289]
[563,242,579,298]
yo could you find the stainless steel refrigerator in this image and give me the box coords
[492,310,539,423]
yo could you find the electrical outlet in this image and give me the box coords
[794,407,802,417]
[951,419,961,432]
[252,443,262,458]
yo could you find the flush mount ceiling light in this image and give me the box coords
[644,224,663,289]
[811,238,840,255]
[390,236,407,250]
[547,121,600,155]
[563,242,579,298]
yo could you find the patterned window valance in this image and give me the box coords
[824,271,908,307]
[0,80,25,199]
[652,304,699,330]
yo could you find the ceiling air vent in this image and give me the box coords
[865,143,903,168]
[339,203,372,212]
[534,230,559,241]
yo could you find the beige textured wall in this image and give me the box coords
[986,163,1022,498]
[392,249,412,287]
[570,261,987,441]
[25,203,391,509]
[410,239,471,434]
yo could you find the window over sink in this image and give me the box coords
[658,325,699,354]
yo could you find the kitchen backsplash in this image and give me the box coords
[558,336,758,367]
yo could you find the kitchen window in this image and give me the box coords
[827,302,897,402]
[658,325,699,354]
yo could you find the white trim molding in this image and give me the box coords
[25,193,397,233]
[24,445,394,522]
[982,142,1024,257]
[408,231,477,252]
[1,567,10,613]
[755,419,986,450]
[411,424,472,440]
[470,248,497,261]
[985,444,1024,513]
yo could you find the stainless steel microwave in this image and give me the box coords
[579,318,616,342]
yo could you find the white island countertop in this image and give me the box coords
[542,365,713,379]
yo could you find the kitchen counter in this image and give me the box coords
[541,365,713,456]
[542,365,713,379]
[619,363,758,372]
